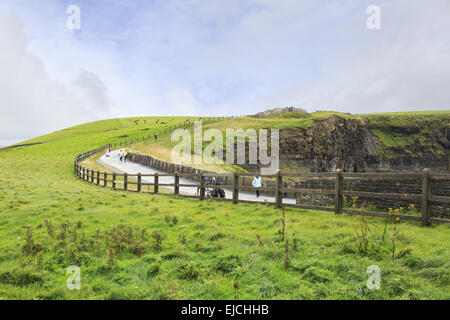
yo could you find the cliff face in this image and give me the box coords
[278,115,450,173]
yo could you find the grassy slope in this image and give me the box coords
[354,111,450,154]
[0,116,449,299]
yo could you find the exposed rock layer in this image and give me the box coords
[277,116,449,173]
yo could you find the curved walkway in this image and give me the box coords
[98,149,296,205]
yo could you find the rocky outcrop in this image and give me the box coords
[279,116,379,172]
[277,115,449,173]
[250,106,307,118]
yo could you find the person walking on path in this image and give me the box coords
[154,133,158,140]
[118,150,123,162]
[252,175,262,198]
[123,150,128,163]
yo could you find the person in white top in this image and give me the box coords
[252,175,262,197]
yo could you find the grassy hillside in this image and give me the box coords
[0,116,449,299]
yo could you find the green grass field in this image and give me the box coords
[0,115,449,299]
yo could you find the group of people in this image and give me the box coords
[196,174,263,198]
[118,149,128,163]
[104,147,127,162]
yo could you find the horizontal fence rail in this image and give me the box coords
[74,117,450,227]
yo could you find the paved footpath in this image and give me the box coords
[98,149,296,205]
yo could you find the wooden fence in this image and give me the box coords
[74,117,450,227]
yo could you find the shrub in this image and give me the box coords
[108,248,116,265]
[161,251,186,260]
[22,227,43,256]
[301,267,333,283]
[146,263,160,278]
[37,288,67,300]
[259,281,281,299]
[164,215,178,226]
[214,255,241,273]
[151,230,164,251]
[178,233,187,245]
[0,269,44,286]
[45,219,55,238]
[256,234,264,247]
[209,232,225,241]
[176,262,199,280]
[284,239,291,270]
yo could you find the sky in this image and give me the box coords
[0,0,449,146]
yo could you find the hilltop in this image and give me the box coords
[250,106,307,118]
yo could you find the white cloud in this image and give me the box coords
[203,0,450,114]
[166,89,198,115]
[0,12,99,142]
[1,0,449,145]
[198,86,218,104]
[73,69,110,115]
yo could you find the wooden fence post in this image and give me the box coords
[174,171,179,195]
[137,173,141,192]
[104,172,107,187]
[199,172,205,200]
[124,172,128,190]
[91,170,94,183]
[112,173,116,189]
[421,168,431,226]
[335,169,343,214]
[154,173,159,194]
[232,173,239,204]
[275,171,283,208]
